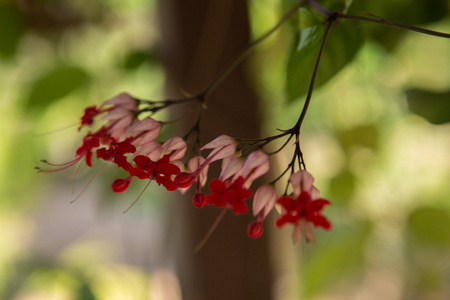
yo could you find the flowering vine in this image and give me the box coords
[36,0,450,246]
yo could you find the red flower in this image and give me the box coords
[275,170,331,243]
[276,192,331,229]
[204,177,253,214]
[130,154,181,191]
[96,138,136,170]
[79,106,102,130]
[74,129,107,167]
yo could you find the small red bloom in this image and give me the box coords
[276,192,331,229]
[204,177,253,214]
[79,106,102,130]
[247,221,264,239]
[75,129,106,167]
[130,154,181,191]
[96,138,136,170]
[192,193,205,208]
[275,170,331,243]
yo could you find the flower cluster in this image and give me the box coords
[37,93,332,243]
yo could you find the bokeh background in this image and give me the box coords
[1,0,450,299]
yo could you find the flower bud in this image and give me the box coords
[247,221,263,239]
[112,177,132,193]
[174,172,196,188]
[192,193,205,209]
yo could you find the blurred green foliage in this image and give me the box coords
[27,66,90,111]
[1,0,450,299]
[406,89,450,124]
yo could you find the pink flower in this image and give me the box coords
[276,170,331,243]
[77,93,139,139]
[174,135,236,197]
[126,117,161,146]
[219,151,269,187]
[200,135,237,163]
[100,93,139,140]
[102,93,138,110]
[159,137,187,160]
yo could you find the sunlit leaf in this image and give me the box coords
[286,12,364,102]
[296,8,324,51]
[27,66,89,110]
[406,89,450,125]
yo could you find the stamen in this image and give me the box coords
[71,162,109,203]
[193,208,227,253]
[72,159,84,194]
[33,122,79,136]
[122,180,152,213]
[40,157,80,168]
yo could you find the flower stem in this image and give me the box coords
[293,19,334,133]
[338,13,450,39]
[193,208,227,253]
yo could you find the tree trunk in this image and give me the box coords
[158,1,274,299]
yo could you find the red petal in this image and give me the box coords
[311,215,332,230]
[134,155,153,169]
[155,175,177,191]
[311,199,331,211]
[85,151,94,167]
[96,148,111,160]
[277,196,297,211]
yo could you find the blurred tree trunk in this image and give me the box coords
[158,1,274,299]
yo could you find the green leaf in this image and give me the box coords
[407,207,450,248]
[123,50,154,70]
[406,89,450,124]
[27,66,89,110]
[296,8,324,51]
[337,124,379,151]
[286,14,364,102]
[75,279,97,300]
[329,169,355,202]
